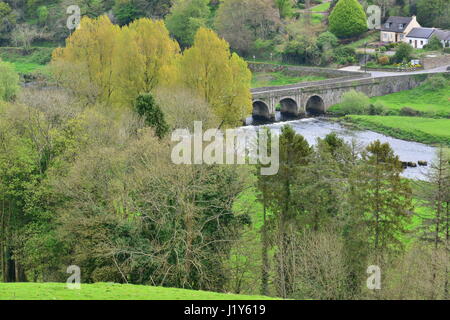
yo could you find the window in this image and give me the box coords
[409,39,412,44]
[399,24,404,29]
[385,23,390,28]
[421,40,423,45]
[400,34,404,39]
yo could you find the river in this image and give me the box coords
[243,116,436,181]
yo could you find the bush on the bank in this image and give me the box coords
[400,107,422,117]
[338,90,370,115]
[368,102,387,115]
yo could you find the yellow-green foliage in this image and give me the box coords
[51,16,252,127]
[0,282,278,300]
[179,28,252,127]
[0,60,20,101]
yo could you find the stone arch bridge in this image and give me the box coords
[251,73,436,121]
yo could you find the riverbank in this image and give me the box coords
[340,115,450,146]
[329,77,450,118]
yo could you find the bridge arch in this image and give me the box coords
[252,100,271,120]
[279,98,298,116]
[306,95,325,115]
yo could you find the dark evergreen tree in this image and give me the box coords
[134,93,169,139]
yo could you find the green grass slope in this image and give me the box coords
[0,282,277,300]
[251,71,326,88]
[344,115,450,146]
[369,83,450,117]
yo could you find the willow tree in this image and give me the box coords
[114,19,180,106]
[178,28,252,127]
[52,16,180,108]
[52,16,120,105]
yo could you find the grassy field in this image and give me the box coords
[0,46,53,74]
[369,83,450,117]
[9,61,46,74]
[0,282,277,300]
[251,71,326,88]
[342,32,380,49]
[329,79,450,117]
[343,115,450,146]
[311,2,331,11]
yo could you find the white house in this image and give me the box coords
[380,16,421,43]
[405,28,450,49]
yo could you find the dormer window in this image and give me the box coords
[399,24,404,29]
[385,23,390,28]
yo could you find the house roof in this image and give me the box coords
[433,29,450,41]
[406,27,436,39]
[381,16,413,33]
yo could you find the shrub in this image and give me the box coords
[0,60,19,101]
[378,55,390,65]
[394,43,413,63]
[368,102,386,115]
[423,35,443,51]
[317,31,338,51]
[423,74,447,89]
[400,107,422,116]
[339,90,370,115]
[333,46,356,65]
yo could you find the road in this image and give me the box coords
[340,64,450,78]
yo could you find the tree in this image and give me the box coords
[317,31,338,51]
[418,147,450,299]
[352,140,413,257]
[0,60,19,101]
[281,35,321,65]
[259,125,312,298]
[424,35,443,51]
[114,18,180,106]
[0,2,16,42]
[178,28,252,127]
[165,0,211,48]
[275,0,293,18]
[417,0,450,29]
[134,93,169,139]
[52,16,180,108]
[52,16,120,105]
[11,24,40,52]
[329,0,367,39]
[113,0,142,25]
[36,5,49,26]
[215,0,280,56]
[393,42,413,63]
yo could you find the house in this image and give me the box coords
[380,16,421,43]
[433,29,450,48]
[405,28,450,49]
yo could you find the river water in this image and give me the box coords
[243,116,436,181]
